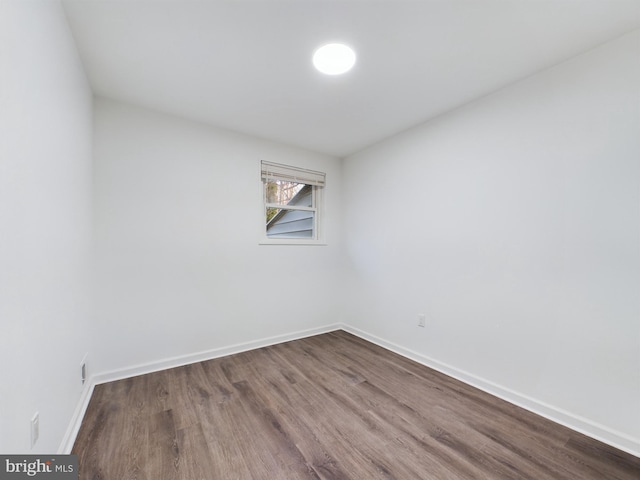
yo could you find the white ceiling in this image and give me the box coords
[62,0,640,158]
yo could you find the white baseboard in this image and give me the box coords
[61,322,639,458]
[58,380,96,454]
[92,323,342,386]
[341,324,640,458]
[59,323,341,453]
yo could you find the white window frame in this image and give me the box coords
[259,161,326,246]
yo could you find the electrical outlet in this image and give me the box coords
[80,353,88,385]
[31,412,39,449]
[418,314,426,327]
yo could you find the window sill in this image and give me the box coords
[259,239,327,246]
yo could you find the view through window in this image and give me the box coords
[261,161,325,242]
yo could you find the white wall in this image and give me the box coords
[92,98,344,375]
[0,1,93,453]
[342,30,640,453]
[2,2,636,456]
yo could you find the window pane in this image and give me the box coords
[265,180,307,206]
[266,207,280,223]
[264,178,316,240]
[266,209,315,238]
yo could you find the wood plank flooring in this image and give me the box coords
[73,330,640,479]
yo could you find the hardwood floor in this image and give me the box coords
[73,331,640,479]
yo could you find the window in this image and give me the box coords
[261,161,326,244]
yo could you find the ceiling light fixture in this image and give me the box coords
[313,43,356,75]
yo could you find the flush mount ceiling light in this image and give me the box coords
[313,43,356,75]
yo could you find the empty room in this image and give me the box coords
[1,0,639,478]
